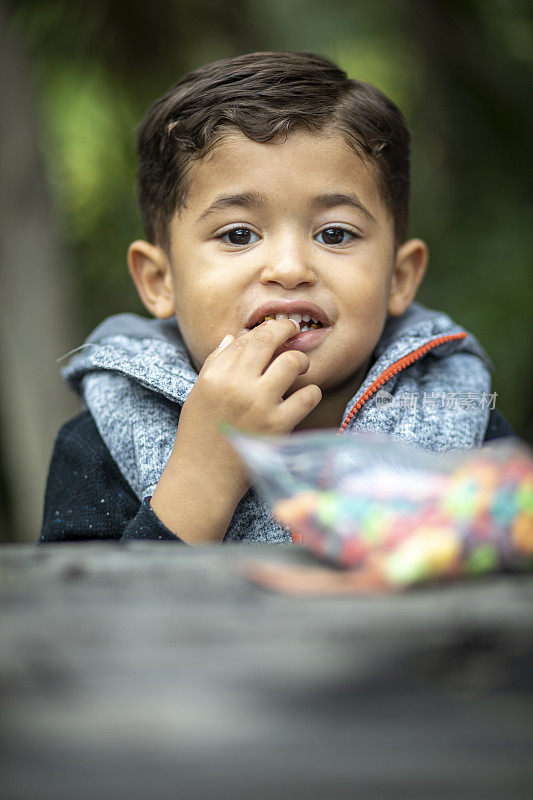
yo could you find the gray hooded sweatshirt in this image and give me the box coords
[61,301,494,543]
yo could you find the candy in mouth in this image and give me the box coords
[251,313,323,331]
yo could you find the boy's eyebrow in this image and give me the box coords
[312,192,377,223]
[195,191,377,223]
[196,192,266,222]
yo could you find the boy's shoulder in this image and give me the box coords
[56,408,113,455]
[53,409,135,490]
[483,406,516,441]
[41,410,183,543]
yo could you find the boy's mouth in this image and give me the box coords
[250,313,323,333]
[270,322,330,360]
[245,300,331,331]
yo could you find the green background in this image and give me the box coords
[17,0,533,434]
[2,0,532,540]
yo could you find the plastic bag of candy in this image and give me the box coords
[222,426,533,591]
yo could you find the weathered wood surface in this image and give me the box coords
[1,542,532,800]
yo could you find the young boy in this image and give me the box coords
[39,51,513,546]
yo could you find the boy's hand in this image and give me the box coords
[175,318,322,499]
[151,319,322,543]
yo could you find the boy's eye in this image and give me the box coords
[217,227,260,246]
[215,225,359,248]
[315,227,358,246]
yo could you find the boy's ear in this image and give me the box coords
[127,240,175,319]
[387,238,429,317]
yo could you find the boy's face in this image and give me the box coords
[138,129,426,397]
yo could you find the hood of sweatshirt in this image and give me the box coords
[60,301,493,542]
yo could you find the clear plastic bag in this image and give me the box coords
[222,425,533,590]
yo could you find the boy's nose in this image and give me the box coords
[259,246,317,289]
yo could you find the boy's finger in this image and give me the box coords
[216,334,234,352]
[237,318,300,375]
[277,383,322,430]
[203,334,235,366]
[259,349,311,402]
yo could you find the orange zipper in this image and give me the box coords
[337,332,468,434]
[289,331,470,543]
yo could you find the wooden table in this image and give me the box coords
[1,542,532,799]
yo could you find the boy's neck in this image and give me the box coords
[293,355,372,432]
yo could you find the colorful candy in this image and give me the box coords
[272,440,533,590]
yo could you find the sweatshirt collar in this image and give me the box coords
[61,301,493,410]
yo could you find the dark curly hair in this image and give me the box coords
[136,51,411,251]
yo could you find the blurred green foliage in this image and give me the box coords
[11,0,533,439]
